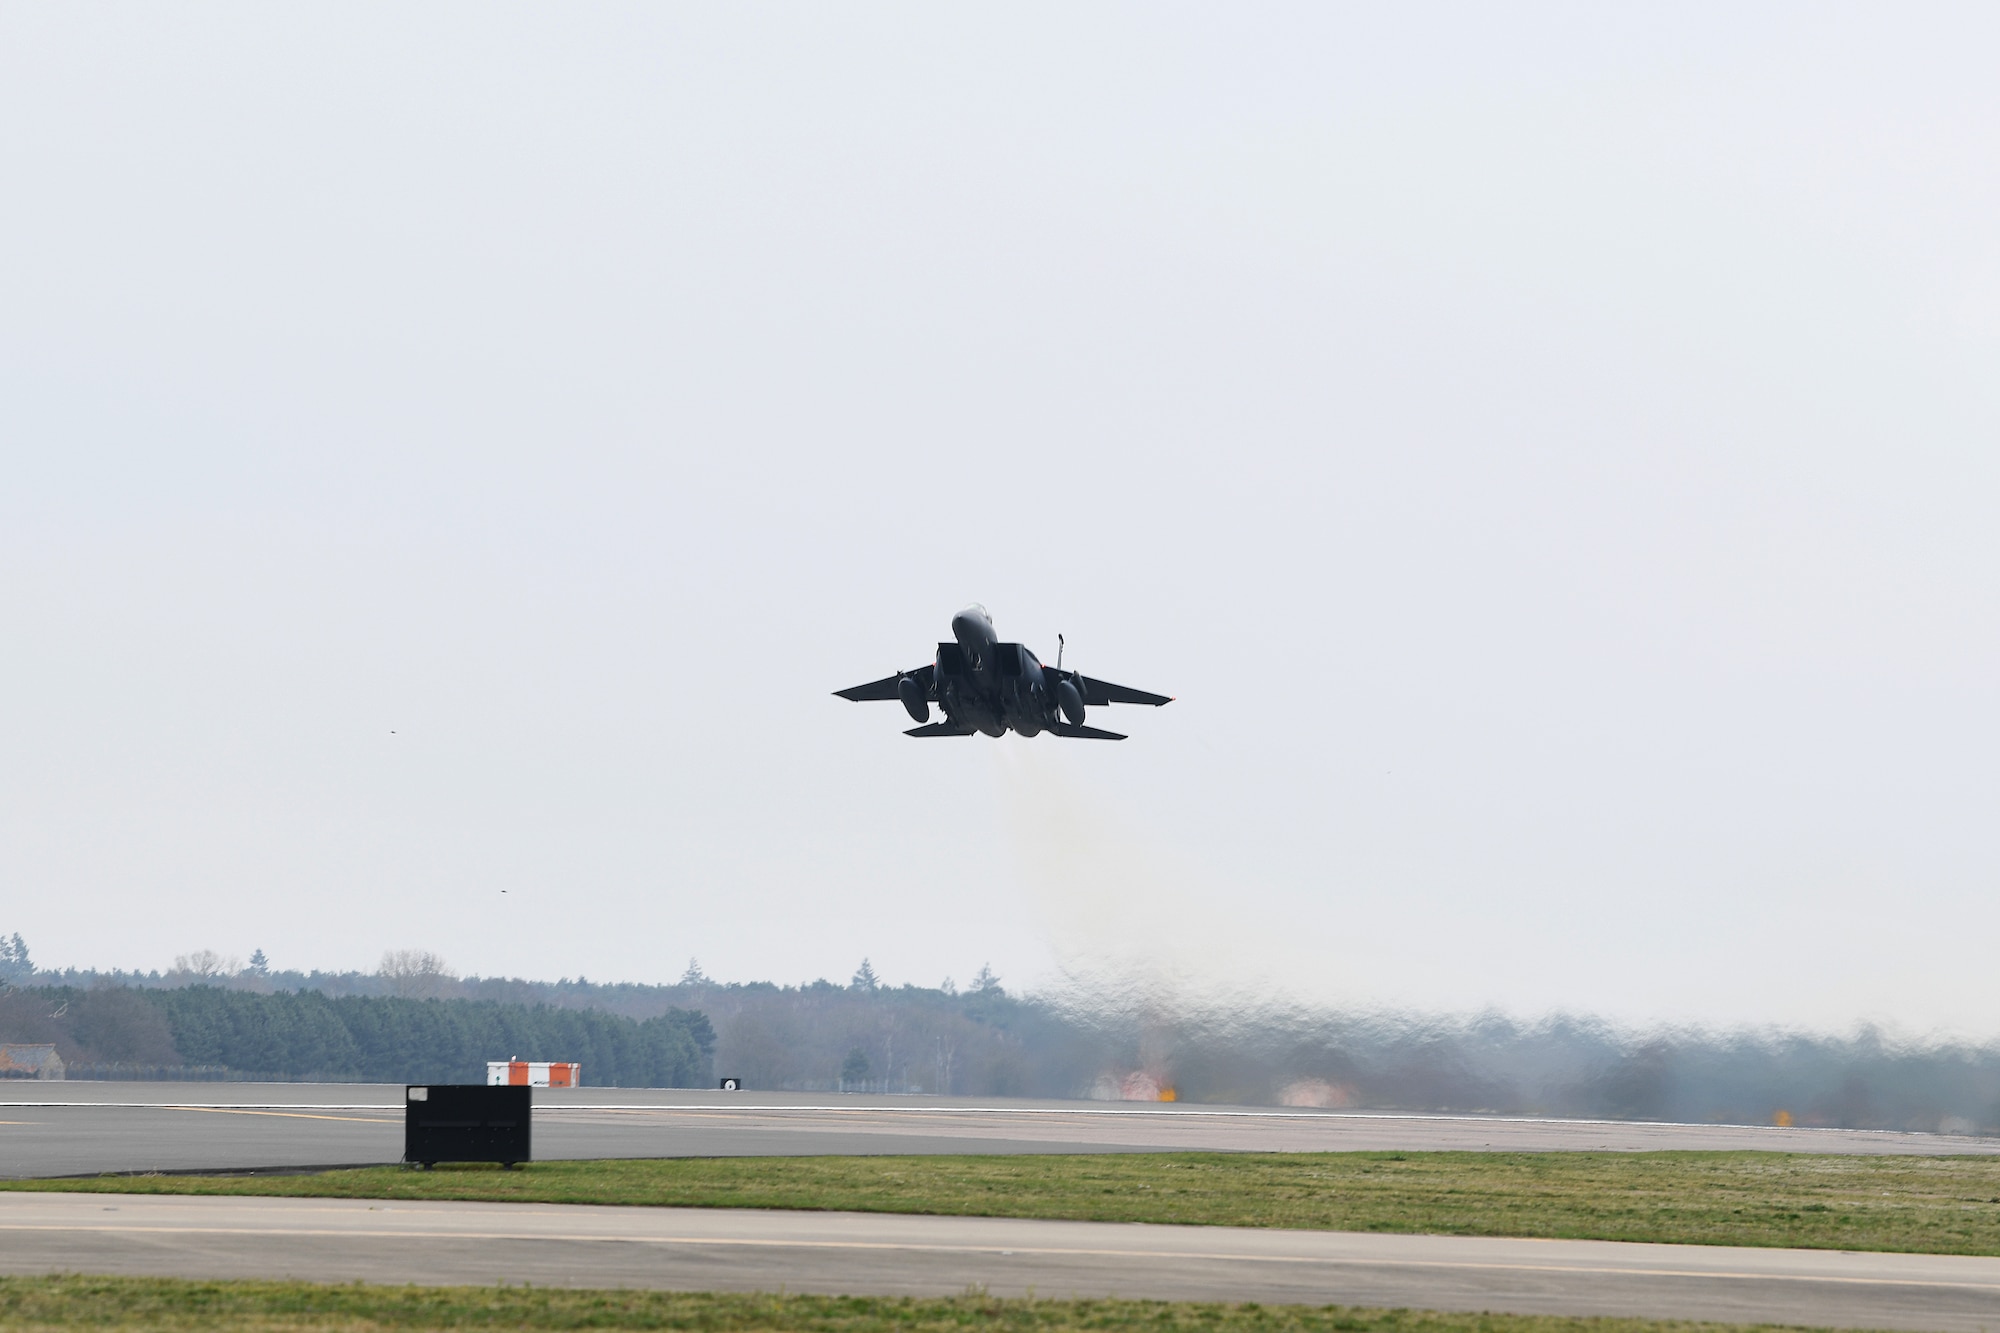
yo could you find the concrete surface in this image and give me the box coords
[5,1086,1997,1178]
[5,1191,2000,1331]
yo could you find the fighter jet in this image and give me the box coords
[835,605,1172,740]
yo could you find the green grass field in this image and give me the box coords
[0,1275,1860,1333]
[11,1152,2000,1256]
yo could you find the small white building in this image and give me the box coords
[0,1044,65,1080]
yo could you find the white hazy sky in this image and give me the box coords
[4,5,1997,1035]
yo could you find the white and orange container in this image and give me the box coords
[485,1060,581,1088]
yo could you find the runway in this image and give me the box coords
[4,1191,1998,1331]
[5,1085,1998,1178]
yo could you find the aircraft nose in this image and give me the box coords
[951,606,996,656]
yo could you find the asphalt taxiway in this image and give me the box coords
[5,1084,1997,1178]
[4,1191,1997,1332]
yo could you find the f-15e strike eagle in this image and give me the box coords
[835,605,1172,740]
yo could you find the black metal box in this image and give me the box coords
[404,1084,531,1167]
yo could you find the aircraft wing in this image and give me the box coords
[1058,671,1173,708]
[833,669,934,702]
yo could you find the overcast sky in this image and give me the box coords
[4,4,1997,1034]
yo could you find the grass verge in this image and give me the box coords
[0,1275,1866,1332]
[9,1152,2000,1255]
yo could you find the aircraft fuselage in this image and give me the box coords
[941,604,1049,738]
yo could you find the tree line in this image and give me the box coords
[0,984,713,1086]
[7,933,2000,1131]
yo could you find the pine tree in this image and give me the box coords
[970,963,1001,994]
[679,958,709,986]
[247,949,270,977]
[850,958,880,992]
[841,1046,872,1088]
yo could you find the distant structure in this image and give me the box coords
[486,1059,579,1088]
[0,1044,65,1080]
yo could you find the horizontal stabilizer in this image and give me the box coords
[904,722,976,738]
[1046,722,1127,741]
